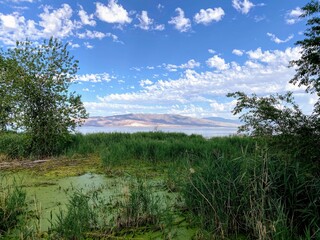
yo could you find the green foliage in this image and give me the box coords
[183,148,320,239]
[0,132,29,159]
[116,178,161,229]
[290,0,320,96]
[0,55,17,131]
[227,0,320,164]
[227,91,310,136]
[1,132,319,239]
[227,82,320,238]
[227,92,320,163]
[0,38,88,157]
[0,180,26,236]
[98,132,257,165]
[50,190,99,240]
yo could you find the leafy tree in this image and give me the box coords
[0,56,11,131]
[4,38,88,157]
[228,0,319,135]
[228,91,320,162]
[0,55,20,132]
[226,92,315,136]
[290,0,320,97]
[228,0,320,162]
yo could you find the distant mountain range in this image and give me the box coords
[84,114,240,128]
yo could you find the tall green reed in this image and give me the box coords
[183,146,320,239]
[50,190,100,240]
[0,178,27,237]
[116,178,161,229]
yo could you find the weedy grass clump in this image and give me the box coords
[49,190,101,240]
[0,178,27,237]
[116,178,161,229]
[48,178,175,239]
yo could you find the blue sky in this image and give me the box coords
[0,0,316,119]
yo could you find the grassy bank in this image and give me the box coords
[0,131,319,239]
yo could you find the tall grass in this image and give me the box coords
[183,147,320,239]
[1,131,319,239]
[99,132,258,165]
[49,178,167,238]
[0,132,30,159]
[0,178,27,237]
[116,178,161,229]
[50,190,100,240]
[0,131,258,161]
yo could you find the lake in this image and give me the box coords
[76,126,238,138]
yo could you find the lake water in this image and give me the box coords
[76,126,238,138]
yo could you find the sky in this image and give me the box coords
[0,0,317,119]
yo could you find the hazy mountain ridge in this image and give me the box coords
[84,114,239,128]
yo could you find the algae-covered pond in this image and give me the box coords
[0,158,197,239]
[2,172,112,230]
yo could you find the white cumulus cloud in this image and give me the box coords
[168,8,191,32]
[232,49,244,56]
[77,30,106,39]
[0,4,79,45]
[95,0,132,24]
[139,79,153,87]
[135,10,152,30]
[165,59,200,72]
[246,47,301,65]
[0,3,124,46]
[206,55,230,70]
[39,4,76,38]
[194,8,225,25]
[232,0,255,14]
[84,42,93,49]
[135,10,164,31]
[76,73,112,82]
[78,5,96,26]
[285,7,304,24]
[86,47,315,118]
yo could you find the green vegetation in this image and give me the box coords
[217,2,320,238]
[0,1,318,239]
[290,0,320,95]
[184,147,320,239]
[0,131,319,239]
[227,0,320,166]
[0,38,87,158]
[50,190,100,240]
[115,178,161,229]
[0,178,27,237]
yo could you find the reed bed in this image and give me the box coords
[0,131,318,239]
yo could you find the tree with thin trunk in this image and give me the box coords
[2,38,88,157]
